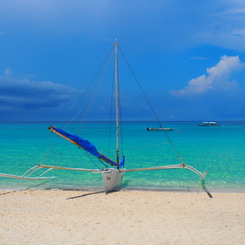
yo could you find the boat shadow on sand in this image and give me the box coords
[66,180,132,199]
[66,180,213,199]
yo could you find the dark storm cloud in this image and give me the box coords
[0,69,81,112]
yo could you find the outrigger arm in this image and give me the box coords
[121,164,207,180]
[0,163,206,181]
[0,165,55,180]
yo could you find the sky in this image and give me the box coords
[1,0,245,121]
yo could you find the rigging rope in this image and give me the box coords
[76,46,115,134]
[42,42,185,170]
[39,46,116,170]
[63,46,115,133]
[118,46,185,165]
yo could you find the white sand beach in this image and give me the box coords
[0,190,244,245]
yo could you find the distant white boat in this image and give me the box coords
[198,122,220,126]
[147,127,174,131]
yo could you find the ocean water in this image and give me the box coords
[0,121,245,193]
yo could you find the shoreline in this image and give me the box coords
[1,190,244,244]
[1,186,245,194]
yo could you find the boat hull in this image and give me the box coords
[101,169,124,192]
[147,127,174,131]
[198,122,220,126]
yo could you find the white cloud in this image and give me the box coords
[171,55,245,96]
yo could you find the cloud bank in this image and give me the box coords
[171,55,245,96]
[0,69,81,115]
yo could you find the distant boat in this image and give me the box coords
[147,127,174,131]
[198,122,220,126]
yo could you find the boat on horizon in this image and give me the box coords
[147,127,174,131]
[198,122,220,126]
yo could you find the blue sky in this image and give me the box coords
[1,0,245,121]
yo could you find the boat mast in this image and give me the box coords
[114,39,120,165]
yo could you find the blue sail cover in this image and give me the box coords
[49,126,125,168]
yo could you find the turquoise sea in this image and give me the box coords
[0,121,245,193]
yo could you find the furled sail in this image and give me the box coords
[49,126,125,168]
